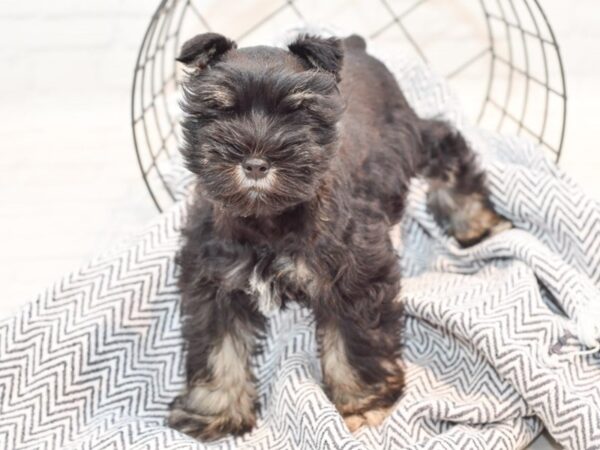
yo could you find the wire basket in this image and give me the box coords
[131,0,567,212]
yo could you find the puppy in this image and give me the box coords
[168,32,508,440]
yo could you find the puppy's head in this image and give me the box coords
[177,33,344,217]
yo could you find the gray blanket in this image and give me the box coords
[1,51,599,450]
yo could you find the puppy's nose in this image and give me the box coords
[242,158,270,180]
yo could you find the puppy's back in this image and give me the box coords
[339,34,414,129]
[335,35,418,222]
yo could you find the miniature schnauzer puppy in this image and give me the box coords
[168,32,508,440]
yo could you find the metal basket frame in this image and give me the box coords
[131,0,567,212]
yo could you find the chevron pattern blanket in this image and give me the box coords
[1,50,600,449]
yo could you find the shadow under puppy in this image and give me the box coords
[168,32,509,440]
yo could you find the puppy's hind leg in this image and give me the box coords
[417,120,511,246]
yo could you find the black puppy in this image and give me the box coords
[168,32,508,440]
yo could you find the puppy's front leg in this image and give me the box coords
[317,270,404,432]
[168,284,265,441]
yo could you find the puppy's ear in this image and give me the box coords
[288,34,343,81]
[176,33,236,69]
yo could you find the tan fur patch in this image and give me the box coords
[344,414,365,433]
[320,324,399,431]
[320,324,373,414]
[287,91,318,108]
[451,197,498,242]
[186,332,256,426]
[203,88,235,109]
[427,181,511,245]
[344,406,392,432]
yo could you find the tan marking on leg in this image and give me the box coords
[363,406,391,427]
[170,330,257,440]
[187,333,256,420]
[450,193,512,244]
[344,414,366,433]
[320,324,362,410]
[320,324,400,433]
[344,405,392,433]
[320,324,382,415]
[427,182,512,246]
[343,406,393,433]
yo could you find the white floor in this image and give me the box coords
[0,2,597,448]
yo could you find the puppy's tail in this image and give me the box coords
[344,34,367,51]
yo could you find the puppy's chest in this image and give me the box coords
[246,254,315,315]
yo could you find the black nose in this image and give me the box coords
[242,158,270,180]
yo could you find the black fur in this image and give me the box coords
[288,34,344,80]
[176,32,237,69]
[169,32,504,440]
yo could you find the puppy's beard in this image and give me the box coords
[234,164,278,191]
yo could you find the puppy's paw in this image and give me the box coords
[333,372,402,434]
[343,406,392,432]
[168,395,256,441]
[451,197,511,247]
[427,188,512,247]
